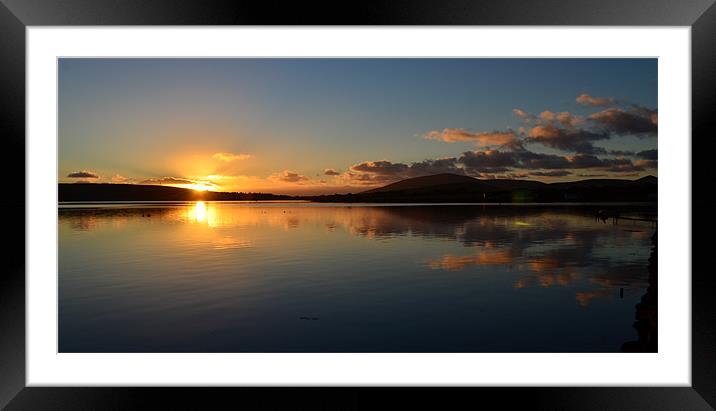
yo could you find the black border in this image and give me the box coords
[2,1,714,409]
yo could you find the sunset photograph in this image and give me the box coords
[58,58,657,353]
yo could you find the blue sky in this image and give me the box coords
[59,58,658,194]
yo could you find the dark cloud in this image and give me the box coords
[599,158,656,173]
[140,177,194,185]
[345,158,464,185]
[272,171,309,183]
[568,154,621,169]
[529,170,572,177]
[355,173,396,183]
[515,150,572,169]
[525,124,609,154]
[589,107,657,136]
[67,170,99,179]
[351,160,409,175]
[459,150,519,173]
[631,104,659,125]
[636,149,658,160]
[349,144,655,185]
[409,158,464,176]
[461,149,652,174]
[608,149,636,156]
[498,172,530,179]
[324,168,340,176]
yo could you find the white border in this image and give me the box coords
[27,27,691,386]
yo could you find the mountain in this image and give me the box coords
[362,173,551,194]
[308,173,657,203]
[362,173,482,193]
[59,183,295,202]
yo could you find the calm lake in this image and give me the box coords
[58,202,656,352]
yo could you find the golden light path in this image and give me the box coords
[193,201,207,223]
[190,200,220,226]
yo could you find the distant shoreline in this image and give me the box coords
[59,174,657,204]
[59,201,657,208]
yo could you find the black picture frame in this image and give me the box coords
[1,1,714,409]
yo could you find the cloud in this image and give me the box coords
[213,152,252,162]
[140,177,217,187]
[351,160,410,175]
[636,149,657,160]
[538,111,555,121]
[141,177,195,185]
[344,161,410,185]
[589,107,657,136]
[523,102,656,153]
[254,93,657,188]
[576,94,615,107]
[424,97,656,166]
[271,170,309,183]
[513,108,536,122]
[459,150,519,173]
[408,158,464,176]
[424,128,521,148]
[514,150,572,169]
[538,111,583,128]
[608,149,636,156]
[498,172,530,179]
[346,143,655,185]
[461,149,653,174]
[634,159,658,169]
[343,158,464,185]
[630,104,659,125]
[111,174,134,183]
[525,124,609,154]
[67,170,99,179]
[529,170,572,177]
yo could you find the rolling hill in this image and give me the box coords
[58,183,295,202]
[309,173,657,203]
[362,173,483,193]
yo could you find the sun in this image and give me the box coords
[170,183,215,192]
[185,183,213,192]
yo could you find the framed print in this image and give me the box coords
[2,0,715,409]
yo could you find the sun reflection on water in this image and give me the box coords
[193,201,207,223]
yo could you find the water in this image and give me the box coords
[58,202,656,352]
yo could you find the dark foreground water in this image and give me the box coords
[58,202,656,352]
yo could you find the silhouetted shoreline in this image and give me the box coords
[59,183,295,202]
[621,231,658,352]
[59,174,657,203]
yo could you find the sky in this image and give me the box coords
[58,58,658,195]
